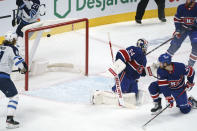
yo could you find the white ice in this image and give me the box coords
[0,16,197,131]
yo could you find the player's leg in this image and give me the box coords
[154,0,166,22]
[135,0,149,24]
[188,31,197,67]
[92,73,137,106]
[148,81,162,114]
[172,88,192,114]
[166,32,188,56]
[112,72,132,93]
[0,78,20,129]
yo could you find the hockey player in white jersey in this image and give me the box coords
[0,32,27,129]
[13,0,40,57]
[14,0,40,38]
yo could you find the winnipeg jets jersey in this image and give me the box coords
[0,43,25,75]
[19,0,40,23]
[157,62,195,97]
[116,46,147,80]
[174,2,197,31]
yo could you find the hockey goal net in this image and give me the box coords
[12,18,89,91]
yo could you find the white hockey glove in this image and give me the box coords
[108,59,126,77]
[145,62,159,77]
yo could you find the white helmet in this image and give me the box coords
[4,32,17,42]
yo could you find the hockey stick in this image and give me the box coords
[12,7,20,27]
[12,69,20,72]
[142,88,186,128]
[108,32,125,107]
[146,37,173,55]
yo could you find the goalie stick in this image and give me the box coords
[142,88,186,128]
[108,33,135,109]
[108,32,125,107]
[146,37,173,55]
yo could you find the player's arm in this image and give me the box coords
[12,46,28,74]
[17,0,40,18]
[174,6,182,32]
[117,49,145,74]
[184,65,195,91]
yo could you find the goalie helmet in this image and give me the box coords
[136,38,148,54]
[158,53,171,64]
[4,32,17,44]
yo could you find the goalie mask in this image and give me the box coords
[136,38,148,54]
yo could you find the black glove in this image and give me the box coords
[16,17,21,24]
[16,0,24,7]
[12,19,16,27]
[11,17,20,27]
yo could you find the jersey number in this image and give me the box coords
[0,51,4,62]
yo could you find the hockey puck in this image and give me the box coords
[47,34,51,37]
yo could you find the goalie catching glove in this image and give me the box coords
[144,62,159,77]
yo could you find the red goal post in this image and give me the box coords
[22,18,89,91]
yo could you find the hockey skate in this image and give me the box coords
[135,90,144,105]
[6,116,20,129]
[189,96,197,109]
[151,98,162,115]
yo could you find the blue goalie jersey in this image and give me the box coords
[116,46,147,80]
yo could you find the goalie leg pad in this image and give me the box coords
[91,90,137,105]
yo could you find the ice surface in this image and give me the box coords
[0,17,196,131]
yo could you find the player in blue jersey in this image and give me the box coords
[148,53,197,114]
[111,39,148,100]
[0,32,27,128]
[166,0,197,67]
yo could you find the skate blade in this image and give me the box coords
[6,123,19,129]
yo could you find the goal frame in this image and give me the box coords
[24,18,89,91]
